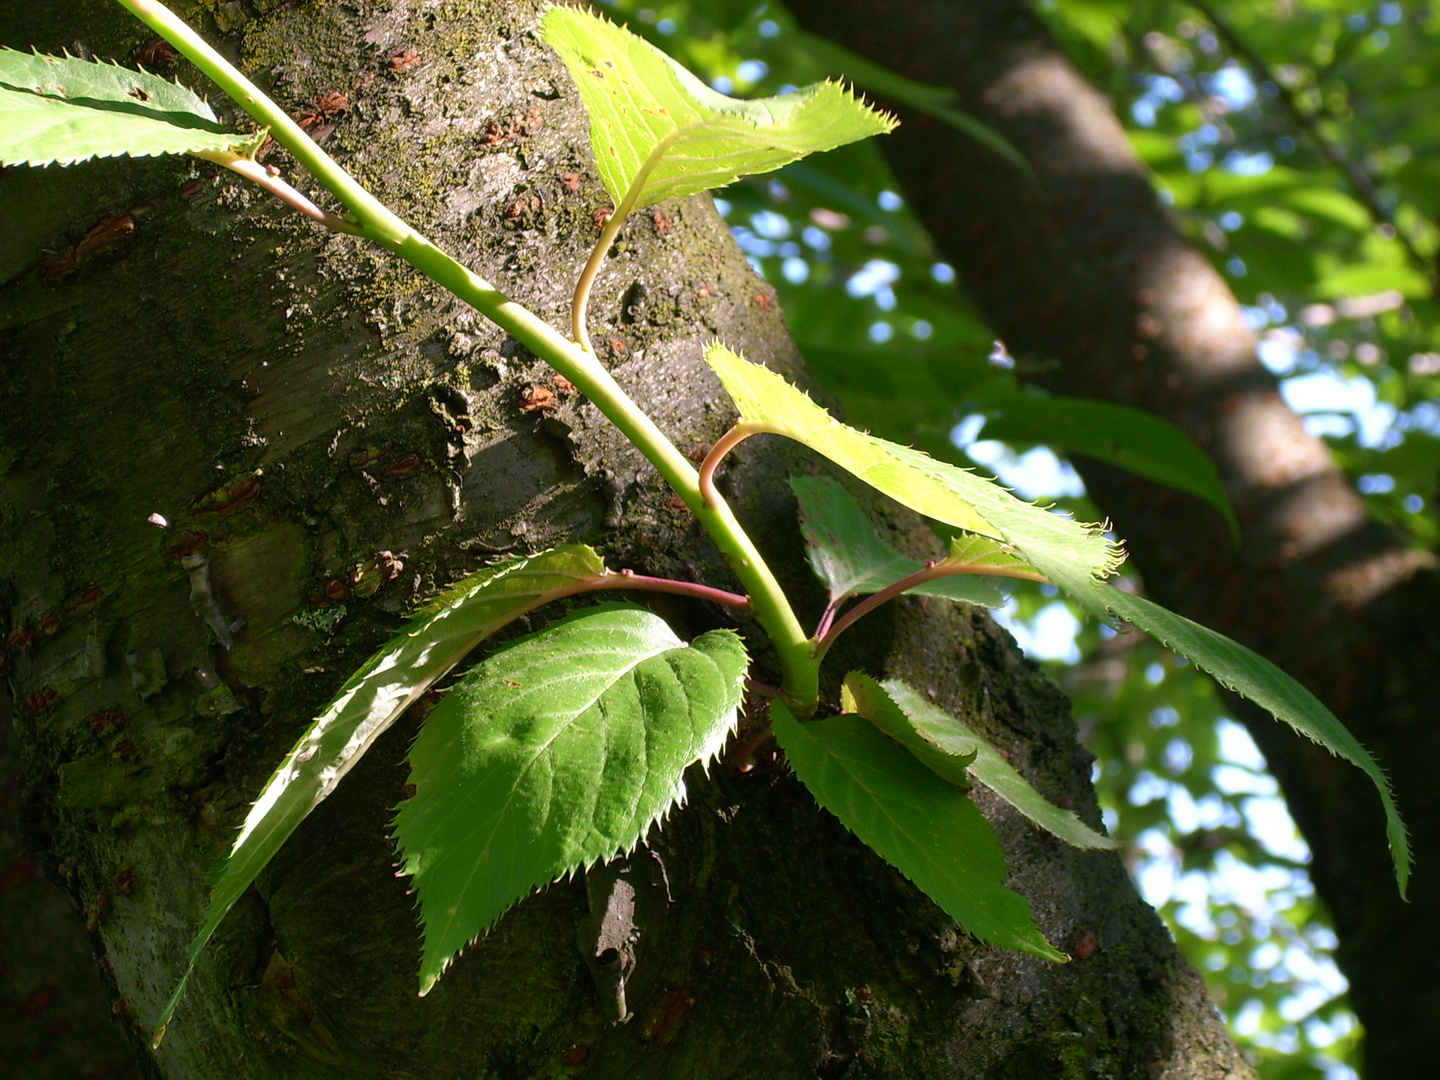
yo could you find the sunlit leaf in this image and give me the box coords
[0,49,248,166]
[1104,587,1409,895]
[541,6,894,209]
[792,476,1005,607]
[394,604,746,992]
[707,342,1123,611]
[771,702,1065,960]
[878,679,1120,850]
[156,546,610,1043]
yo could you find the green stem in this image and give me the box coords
[571,129,683,353]
[117,0,818,712]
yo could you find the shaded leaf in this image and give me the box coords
[541,7,894,209]
[0,49,247,166]
[157,546,609,1042]
[879,679,1120,850]
[792,476,1005,607]
[976,396,1239,540]
[842,672,976,788]
[771,703,1064,960]
[707,342,1123,611]
[1103,588,1409,895]
[394,605,747,993]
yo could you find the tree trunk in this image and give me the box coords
[784,0,1440,1074]
[0,2,1253,1076]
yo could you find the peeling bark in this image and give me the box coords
[1,2,1252,1076]
[784,0,1440,1074]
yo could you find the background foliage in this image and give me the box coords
[595,0,1440,1076]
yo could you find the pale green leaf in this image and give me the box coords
[541,6,894,209]
[707,343,1123,611]
[792,476,1005,607]
[156,546,609,1043]
[842,672,976,788]
[771,703,1064,960]
[0,49,247,166]
[394,605,747,993]
[976,396,1239,540]
[880,679,1120,850]
[1103,587,1409,895]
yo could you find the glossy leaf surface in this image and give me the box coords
[394,605,747,993]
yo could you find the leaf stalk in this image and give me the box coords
[816,561,1049,658]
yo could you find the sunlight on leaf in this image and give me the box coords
[541,6,894,210]
[0,49,249,165]
[707,342,1123,610]
[394,604,747,993]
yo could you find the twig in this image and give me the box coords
[195,149,365,234]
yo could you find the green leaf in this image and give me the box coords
[707,342,1123,612]
[792,476,1006,607]
[540,6,894,209]
[975,396,1240,540]
[878,679,1120,850]
[0,49,247,166]
[155,546,609,1043]
[771,703,1064,961]
[394,604,747,993]
[842,672,976,788]
[1103,587,1409,895]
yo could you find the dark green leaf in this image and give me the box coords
[1104,587,1409,895]
[878,679,1120,850]
[792,476,1005,607]
[772,703,1065,960]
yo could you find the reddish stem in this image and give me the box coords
[815,562,1048,657]
[590,570,751,612]
[698,422,771,508]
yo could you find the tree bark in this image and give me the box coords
[784,0,1440,1074]
[0,2,1253,1076]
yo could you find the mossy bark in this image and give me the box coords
[1,3,1252,1077]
